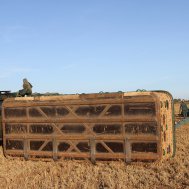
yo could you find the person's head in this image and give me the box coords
[23,78,28,83]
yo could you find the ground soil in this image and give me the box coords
[0,105,188,188]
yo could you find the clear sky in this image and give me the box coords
[0,0,189,98]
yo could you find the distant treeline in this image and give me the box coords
[174,99,189,103]
[32,92,61,96]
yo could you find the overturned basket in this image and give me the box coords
[2,91,175,162]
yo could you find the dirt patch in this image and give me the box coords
[0,124,188,188]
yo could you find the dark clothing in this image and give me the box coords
[180,102,188,118]
[18,88,32,97]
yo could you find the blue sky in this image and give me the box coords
[0,0,189,98]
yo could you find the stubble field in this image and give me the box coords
[0,103,188,189]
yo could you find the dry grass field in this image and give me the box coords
[0,103,188,189]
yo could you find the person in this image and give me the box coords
[18,78,33,97]
[179,100,188,118]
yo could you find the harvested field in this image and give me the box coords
[0,125,188,188]
[0,102,188,189]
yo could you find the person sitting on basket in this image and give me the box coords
[18,78,33,97]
